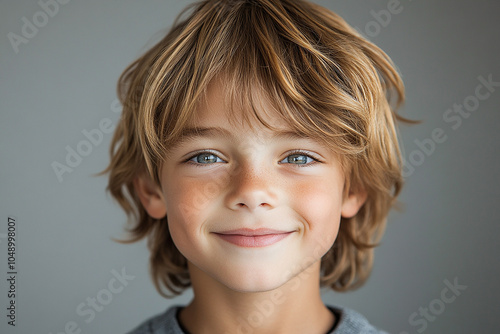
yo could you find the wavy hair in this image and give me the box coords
[103,0,410,297]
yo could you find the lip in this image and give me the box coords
[213,228,295,248]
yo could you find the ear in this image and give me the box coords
[133,175,167,219]
[341,188,367,218]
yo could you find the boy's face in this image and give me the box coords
[136,81,366,293]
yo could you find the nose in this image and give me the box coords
[225,162,278,212]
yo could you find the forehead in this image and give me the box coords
[190,77,294,135]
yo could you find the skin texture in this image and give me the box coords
[134,81,367,334]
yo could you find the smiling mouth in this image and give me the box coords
[213,228,295,248]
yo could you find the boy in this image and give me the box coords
[105,0,409,332]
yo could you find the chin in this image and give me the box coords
[210,264,297,293]
[220,277,287,293]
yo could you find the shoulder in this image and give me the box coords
[125,306,184,334]
[329,305,389,334]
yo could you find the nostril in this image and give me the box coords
[236,202,270,210]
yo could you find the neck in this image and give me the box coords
[179,262,334,334]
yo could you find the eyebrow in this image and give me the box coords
[177,127,234,141]
[175,126,311,143]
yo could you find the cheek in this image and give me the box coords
[291,176,343,244]
[162,173,227,247]
[165,174,224,222]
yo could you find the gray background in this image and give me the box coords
[1,0,499,333]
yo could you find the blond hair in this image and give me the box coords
[104,0,410,297]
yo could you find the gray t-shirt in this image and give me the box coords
[127,305,388,334]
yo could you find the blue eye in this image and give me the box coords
[188,152,224,164]
[280,153,317,165]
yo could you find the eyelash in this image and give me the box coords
[184,150,321,167]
